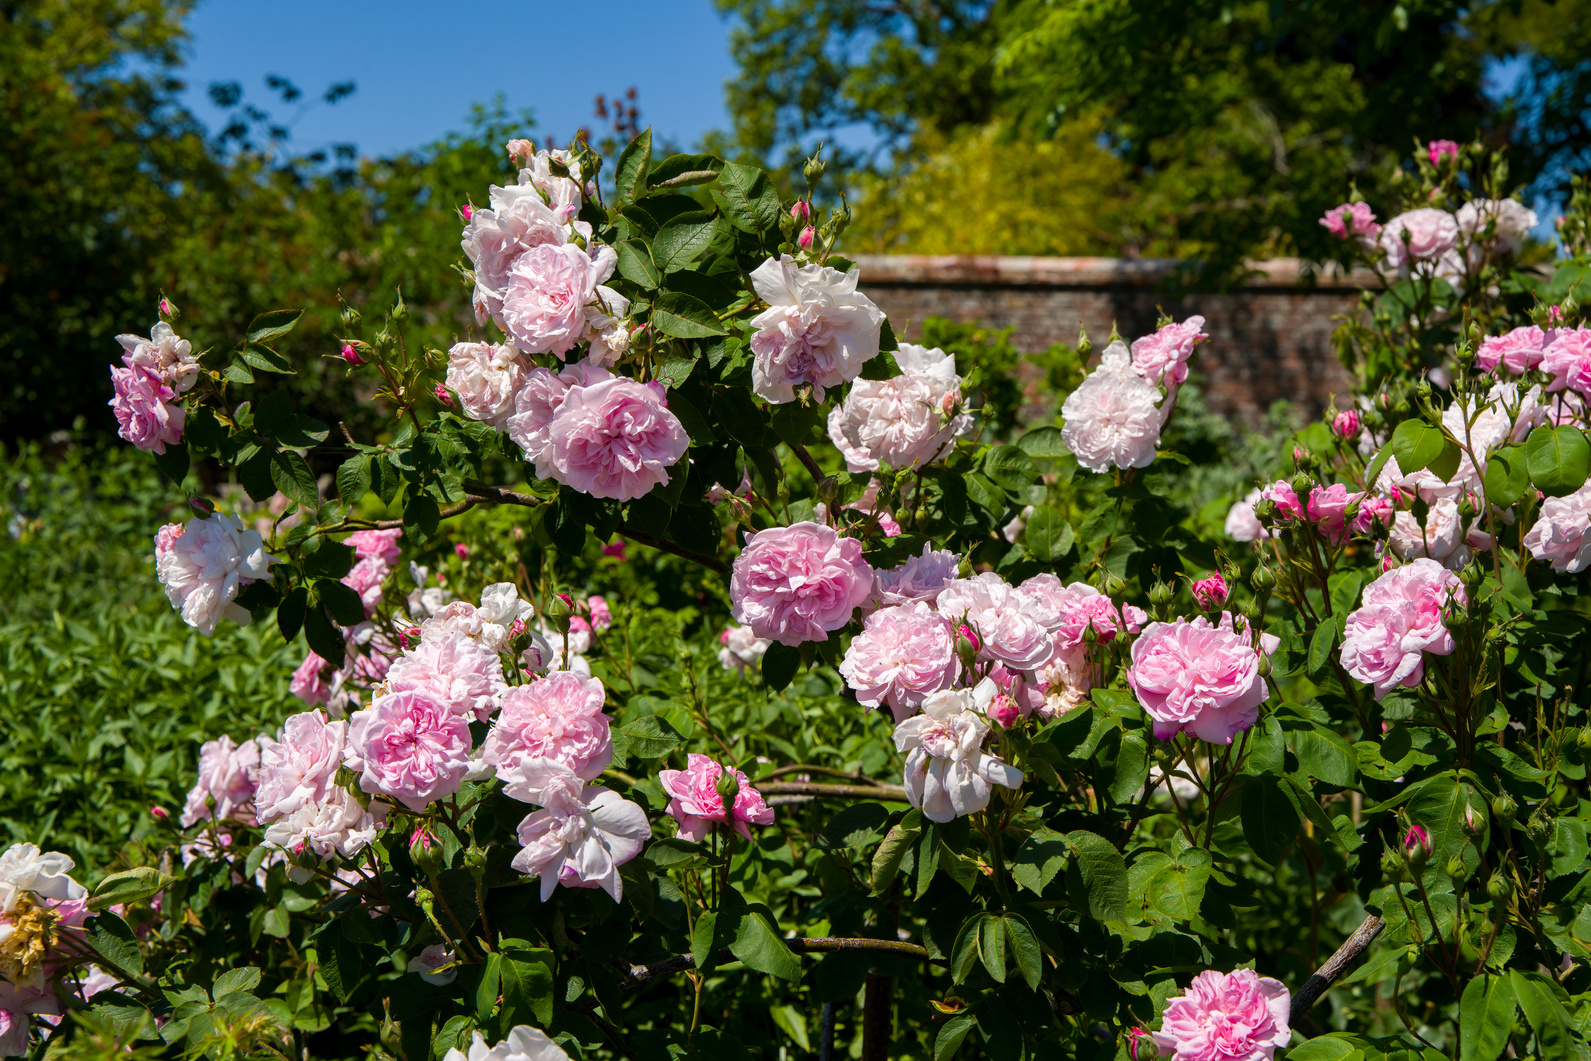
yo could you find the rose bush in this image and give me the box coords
[13,134,1590,1061]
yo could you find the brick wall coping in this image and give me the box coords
[849,254,1379,290]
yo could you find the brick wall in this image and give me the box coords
[851,255,1368,422]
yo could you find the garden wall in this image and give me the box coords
[852,255,1370,422]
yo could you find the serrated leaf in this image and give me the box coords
[1023,506,1071,562]
[651,213,718,273]
[1391,419,1455,477]
[1308,615,1342,677]
[711,162,780,235]
[935,1013,977,1060]
[950,916,981,983]
[336,455,372,504]
[1017,426,1069,458]
[1510,970,1590,1061]
[614,128,653,203]
[269,449,319,507]
[86,912,143,975]
[498,948,554,1031]
[247,308,304,345]
[978,913,1007,983]
[238,342,292,374]
[729,905,801,981]
[1065,830,1128,922]
[872,814,922,894]
[213,967,262,998]
[616,240,661,289]
[405,493,441,540]
[651,291,727,338]
[615,715,683,759]
[277,586,308,642]
[983,445,1041,490]
[303,541,355,579]
[315,579,366,626]
[649,153,724,187]
[1459,973,1515,1061]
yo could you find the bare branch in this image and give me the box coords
[1290,914,1384,1027]
[757,781,910,802]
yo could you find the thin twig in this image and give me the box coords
[614,937,934,993]
[756,782,910,802]
[1289,914,1385,1026]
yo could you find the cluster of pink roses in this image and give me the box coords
[1060,318,1207,474]
[1340,558,1466,700]
[1225,479,1391,548]
[108,321,197,454]
[291,530,405,714]
[1475,323,1591,402]
[1318,193,1536,280]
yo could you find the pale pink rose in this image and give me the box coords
[1319,202,1381,242]
[826,344,973,471]
[518,147,585,220]
[1060,342,1164,473]
[1307,484,1362,544]
[346,529,403,567]
[839,601,959,722]
[346,690,474,811]
[116,321,198,394]
[586,595,612,631]
[180,735,262,827]
[1190,573,1228,611]
[506,365,575,474]
[1524,480,1591,572]
[385,631,507,722]
[870,543,960,610]
[445,1027,571,1061]
[894,681,1023,823]
[1259,481,1305,521]
[445,342,523,427]
[1020,575,1124,667]
[1225,488,1268,542]
[1127,614,1272,743]
[1380,209,1460,270]
[154,513,274,636]
[261,786,387,883]
[1130,315,1208,386]
[1376,454,1457,504]
[1541,327,1591,397]
[1151,969,1291,1061]
[482,672,612,795]
[658,753,776,842]
[1456,198,1538,256]
[718,624,771,671]
[108,357,184,454]
[1443,397,1514,495]
[1428,139,1460,164]
[253,711,349,822]
[290,651,332,706]
[1389,497,1486,570]
[462,182,571,327]
[510,786,650,901]
[476,582,534,652]
[343,556,390,615]
[937,572,1056,673]
[1340,558,1466,699]
[1123,605,1148,633]
[1476,326,1546,374]
[546,377,688,501]
[747,255,885,403]
[500,243,614,357]
[0,980,58,1058]
[730,522,873,645]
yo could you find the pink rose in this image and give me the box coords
[500,243,614,357]
[1476,325,1546,374]
[342,556,390,615]
[385,631,507,722]
[1127,614,1272,743]
[1319,202,1381,242]
[346,690,473,811]
[1190,573,1228,611]
[481,672,613,795]
[1541,327,1591,397]
[546,377,689,501]
[1523,480,1591,572]
[1061,342,1164,473]
[1130,316,1208,386]
[1152,969,1291,1061]
[587,595,612,631]
[290,651,332,706]
[1225,488,1267,542]
[462,182,571,327]
[511,785,650,902]
[747,255,886,403]
[1380,209,1460,271]
[154,513,274,636]
[730,522,874,645]
[108,357,184,454]
[444,341,523,427]
[345,529,402,567]
[825,343,973,471]
[1259,480,1305,521]
[838,601,960,722]
[658,753,775,841]
[937,572,1057,674]
[180,735,263,827]
[1427,139,1460,164]
[1307,484,1362,544]
[870,544,960,610]
[1331,409,1360,439]
[1340,558,1466,699]
[254,710,349,822]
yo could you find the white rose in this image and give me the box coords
[1059,342,1164,473]
[262,787,386,883]
[1456,198,1538,256]
[445,342,523,428]
[718,624,771,671]
[477,583,533,652]
[117,321,198,394]
[893,679,1023,823]
[748,255,885,404]
[583,286,632,367]
[826,343,974,472]
[1389,498,1491,570]
[156,513,275,636]
[0,843,85,915]
[444,1028,572,1061]
[1225,488,1267,542]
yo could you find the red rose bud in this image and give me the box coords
[150,805,170,821]
[459,203,473,221]
[434,383,454,408]
[797,226,816,250]
[1403,824,1432,866]
[1332,409,1360,439]
[791,200,811,222]
[341,344,366,366]
[1190,573,1229,611]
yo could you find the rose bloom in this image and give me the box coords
[407,943,458,987]
[545,377,689,501]
[261,786,387,884]
[385,631,508,722]
[511,786,650,902]
[583,286,632,367]
[253,710,349,822]
[500,243,615,358]
[343,556,391,616]
[894,681,1023,823]
[718,624,771,672]
[154,513,274,636]
[1060,341,1164,473]
[1319,201,1381,242]
[1225,488,1268,542]
[1127,614,1274,743]
[586,595,612,631]
[1130,315,1208,386]
[346,690,474,812]
[180,735,263,827]
[444,1027,573,1061]
[1456,198,1538,256]
[1541,327,1591,397]
[1524,480,1591,573]
[937,572,1057,674]
[0,979,58,1058]
[0,844,85,916]
[1151,969,1291,1061]
[108,357,184,454]
[658,754,776,841]
[1379,208,1460,271]
[481,672,613,796]
[445,342,523,428]
[747,255,886,403]
[1389,497,1490,571]
[1476,325,1547,374]
[1190,572,1229,611]
[117,321,198,394]
[1259,480,1305,521]
[1340,558,1466,699]
[461,181,571,327]
[730,522,873,645]
[346,528,403,567]
[870,543,960,610]
[1020,575,1124,658]
[476,582,534,652]
[519,146,585,220]
[1307,484,1363,545]
[839,601,959,722]
[505,361,612,476]
[826,343,973,472]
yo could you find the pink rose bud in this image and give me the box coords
[188,496,216,516]
[987,693,1022,729]
[957,624,981,651]
[720,627,732,645]
[602,540,628,559]
[434,383,454,408]
[557,593,574,607]
[409,824,435,850]
[790,200,811,222]
[1381,553,1398,573]
[454,543,469,560]
[1549,304,1565,323]
[1293,446,1308,463]
[459,203,473,221]
[150,805,170,821]
[159,297,175,316]
[506,138,534,161]
[1126,1028,1153,1061]
[509,618,525,637]
[1404,823,1432,862]
[1332,409,1360,439]
[1427,139,1460,165]
[797,226,816,250]
[341,343,366,366]
[1190,573,1229,611]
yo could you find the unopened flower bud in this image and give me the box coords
[341,304,362,328]
[791,200,811,223]
[1332,409,1360,440]
[434,383,454,408]
[817,476,840,506]
[188,496,216,516]
[506,138,534,162]
[1127,1028,1154,1061]
[1463,802,1484,836]
[798,226,816,250]
[150,805,170,821]
[1293,446,1309,464]
[460,203,473,222]
[1103,573,1127,597]
[987,694,1021,729]
[1527,812,1552,844]
[1148,581,1175,607]
[454,543,469,561]
[1491,792,1517,825]
[1403,824,1432,867]
[341,344,366,366]
[1578,726,1591,752]
[803,155,825,184]
[410,825,445,877]
[464,846,488,881]
[1380,850,1404,879]
[1290,472,1316,497]
[1487,872,1512,902]
[715,769,741,812]
[955,623,981,670]
[1251,565,1277,592]
[158,297,178,319]
[1190,573,1228,611]
[391,292,409,322]
[1446,856,1466,881]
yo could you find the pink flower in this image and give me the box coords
[587,595,612,631]
[1225,488,1267,542]
[1523,480,1591,572]
[346,529,403,566]
[1404,823,1432,859]
[1061,342,1165,472]
[1331,409,1360,439]
[1130,316,1208,386]
[937,572,1058,673]
[797,226,816,249]
[254,711,349,822]
[341,344,366,366]
[1308,484,1363,544]
[658,754,775,841]
[1127,615,1272,743]
[500,243,614,358]
[1340,558,1466,699]
[385,632,507,722]
[154,513,274,636]
[460,203,473,221]
[290,651,332,706]
[1151,969,1291,1061]
[839,601,960,722]
[454,543,470,561]
[1319,201,1381,241]
[461,180,571,327]
[1427,139,1460,164]
[1541,327,1591,396]
[546,377,689,501]
[108,357,184,453]
[506,362,614,479]
[181,735,263,827]
[870,544,960,610]
[434,383,454,408]
[0,980,58,1058]
[747,255,886,403]
[1380,209,1460,271]
[894,681,1023,822]
[1190,573,1228,611]
[346,690,474,812]
[261,786,386,881]
[116,320,197,393]
[719,624,771,671]
[790,200,811,222]
[1123,605,1148,633]
[1354,494,1395,534]
[482,672,613,797]
[1259,480,1305,521]
[343,557,390,615]
[826,344,973,473]
[1476,325,1546,374]
[511,785,651,901]
[445,341,523,427]
[730,522,874,645]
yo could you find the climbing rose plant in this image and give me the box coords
[14,137,1591,1060]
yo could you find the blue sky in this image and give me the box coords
[176,0,737,160]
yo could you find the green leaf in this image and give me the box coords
[978,913,1008,983]
[1459,973,1516,1061]
[1526,424,1591,498]
[651,213,719,273]
[86,912,143,976]
[317,924,361,1002]
[223,359,255,384]
[303,541,355,579]
[729,904,801,981]
[934,1014,977,1060]
[1510,970,1590,1061]
[275,414,329,448]
[1002,915,1043,990]
[1108,731,1150,803]
[914,822,942,899]
[950,916,981,983]
[668,392,716,443]
[858,350,902,380]
[651,291,727,338]
[498,948,554,1031]
[213,967,261,999]
[335,455,372,505]
[315,579,366,627]
[614,715,683,760]
[303,602,346,667]
[648,152,725,188]
[820,803,891,849]
[89,868,176,913]
[404,493,441,540]
[1290,725,1359,788]
[1017,425,1070,459]
[1010,827,1068,894]
[1240,776,1302,865]
[614,127,653,203]
[1308,615,1342,677]
[616,240,661,289]
[247,308,304,345]
[277,586,308,642]
[1024,507,1072,563]
[1391,419,1459,479]
[711,162,781,235]
[769,1004,811,1052]
[872,813,923,894]
[270,449,319,507]
[762,641,800,692]
[152,441,190,485]
[982,445,1041,491]
[770,401,825,449]
[1065,830,1128,922]
[473,952,501,1024]
[238,342,292,374]
[693,910,724,971]
[1483,444,1530,507]
[1149,848,1213,922]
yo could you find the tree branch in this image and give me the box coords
[792,442,826,483]
[613,521,728,573]
[756,781,910,802]
[1289,914,1384,1027]
[614,937,932,994]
